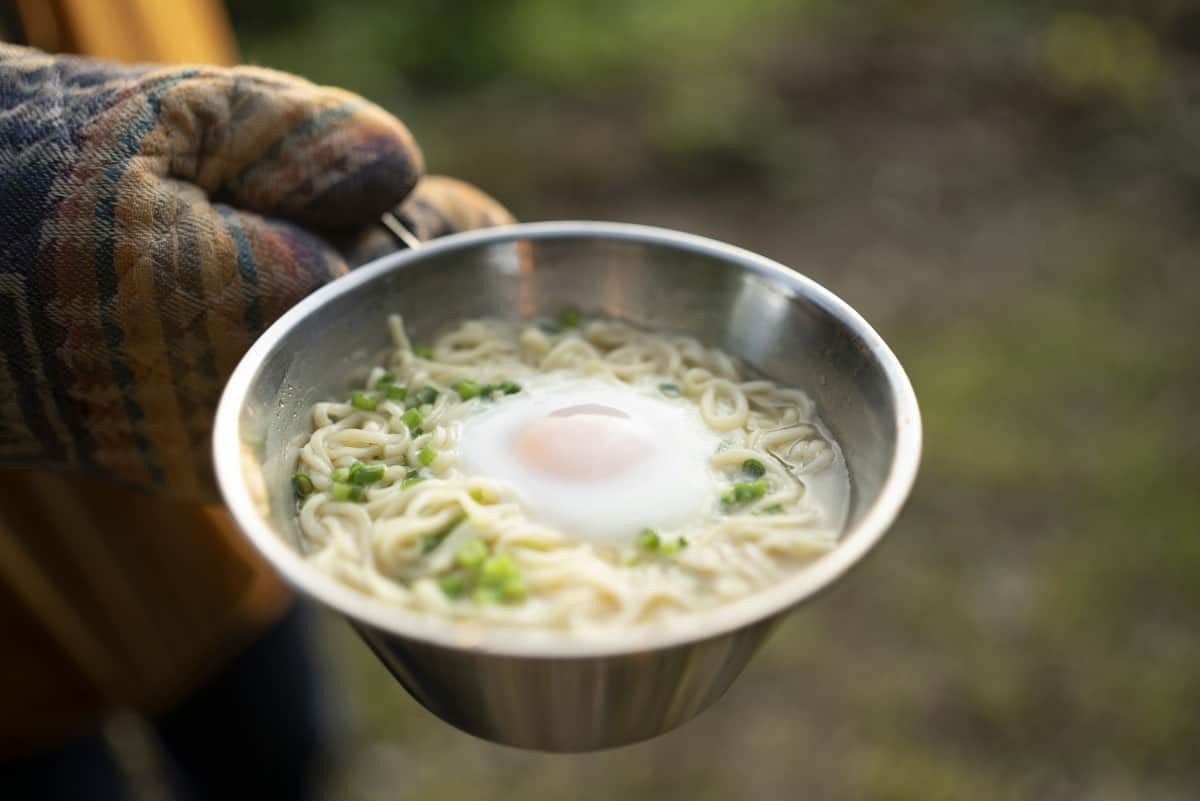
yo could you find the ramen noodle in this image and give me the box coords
[292,314,849,630]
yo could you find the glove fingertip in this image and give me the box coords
[211,73,424,232]
[286,128,423,230]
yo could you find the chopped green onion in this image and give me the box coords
[331,466,351,483]
[456,538,489,570]
[723,479,769,506]
[439,574,466,598]
[658,383,682,398]
[479,554,520,586]
[405,467,421,480]
[418,446,436,466]
[401,475,425,489]
[413,385,439,405]
[742,458,766,478]
[498,380,521,395]
[331,482,365,502]
[738,479,768,501]
[292,472,315,498]
[636,529,661,551]
[353,463,385,485]
[385,385,407,402]
[375,371,396,387]
[454,379,481,400]
[351,391,377,411]
[413,345,433,359]
[757,504,785,515]
[498,576,527,603]
[401,408,423,432]
[660,537,689,556]
[558,308,581,328]
[463,484,492,503]
[473,586,500,605]
[478,384,495,397]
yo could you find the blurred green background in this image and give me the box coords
[226,2,1200,799]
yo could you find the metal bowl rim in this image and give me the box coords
[213,220,922,658]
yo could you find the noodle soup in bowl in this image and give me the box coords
[213,222,922,751]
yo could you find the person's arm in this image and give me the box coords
[0,44,511,499]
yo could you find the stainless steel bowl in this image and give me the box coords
[213,221,921,752]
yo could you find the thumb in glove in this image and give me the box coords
[0,45,512,499]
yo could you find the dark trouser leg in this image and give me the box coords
[0,734,126,801]
[153,603,331,801]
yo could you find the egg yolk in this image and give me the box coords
[514,404,647,481]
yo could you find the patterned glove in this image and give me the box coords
[0,45,513,499]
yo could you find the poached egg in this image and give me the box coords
[458,377,718,543]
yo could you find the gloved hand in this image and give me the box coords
[0,45,512,499]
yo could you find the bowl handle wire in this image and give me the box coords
[379,212,423,251]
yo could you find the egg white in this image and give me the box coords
[457,375,720,544]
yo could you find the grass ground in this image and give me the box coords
[231,3,1200,798]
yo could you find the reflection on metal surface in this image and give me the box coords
[516,239,536,316]
[726,275,793,368]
